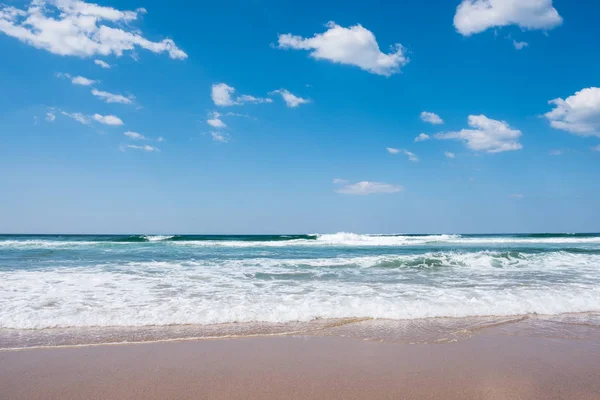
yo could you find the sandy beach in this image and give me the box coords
[2,322,600,400]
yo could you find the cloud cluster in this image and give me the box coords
[277,22,408,76]
[60,110,123,126]
[454,0,563,36]
[435,114,522,153]
[544,87,600,137]
[334,180,404,195]
[0,0,186,59]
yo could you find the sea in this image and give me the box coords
[1,233,600,349]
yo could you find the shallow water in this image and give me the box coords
[1,233,599,347]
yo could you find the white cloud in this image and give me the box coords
[270,89,309,108]
[386,147,400,154]
[544,87,600,137]
[414,133,430,142]
[335,181,404,195]
[420,111,443,125]
[445,151,456,159]
[211,83,237,106]
[402,149,419,162]
[93,113,123,125]
[207,112,226,128]
[332,178,348,184]
[94,59,112,68]
[91,88,133,104]
[210,131,229,143]
[122,144,158,152]
[237,95,273,104]
[513,40,528,50]
[45,112,55,122]
[0,1,186,59]
[124,131,145,140]
[277,21,408,76]
[454,0,563,36]
[60,111,90,125]
[57,73,97,86]
[157,136,164,142]
[211,83,272,107]
[435,114,522,153]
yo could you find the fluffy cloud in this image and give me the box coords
[211,83,272,107]
[420,111,443,125]
[334,180,404,195]
[45,112,56,122]
[0,0,186,59]
[454,0,563,36]
[94,59,112,68]
[435,114,522,153]
[93,113,123,125]
[122,144,158,152]
[210,131,229,143]
[57,73,97,86]
[207,112,226,128]
[544,87,600,136]
[124,131,145,140]
[270,89,309,108]
[91,89,133,104]
[277,21,408,76]
[414,133,430,142]
[445,151,456,159]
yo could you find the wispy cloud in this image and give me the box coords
[124,131,145,140]
[386,147,400,154]
[91,89,133,104]
[334,180,404,195]
[445,151,456,159]
[207,112,226,128]
[60,111,91,125]
[513,40,528,50]
[121,144,159,152]
[45,112,56,122]
[510,193,524,199]
[211,131,229,143]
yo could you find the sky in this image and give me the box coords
[0,0,599,234]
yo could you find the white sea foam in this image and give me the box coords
[1,233,600,249]
[1,251,599,329]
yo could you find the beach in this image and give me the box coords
[1,233,600,398]
[2,322,600,400]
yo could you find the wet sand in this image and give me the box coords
[2,326,600,400]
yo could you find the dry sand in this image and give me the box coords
[1,327,600,400]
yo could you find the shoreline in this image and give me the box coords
[2,325,600,400]
[2,311,599,351]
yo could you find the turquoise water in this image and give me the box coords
[1,233,599,330]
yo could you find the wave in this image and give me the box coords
[1,250,599,329]
[1,233,600,249]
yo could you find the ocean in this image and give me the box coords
[1,233,600,348]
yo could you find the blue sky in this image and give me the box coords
[1,0,599,234]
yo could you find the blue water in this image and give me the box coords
[1,233,599,330]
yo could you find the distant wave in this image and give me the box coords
[1,232,600,248]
